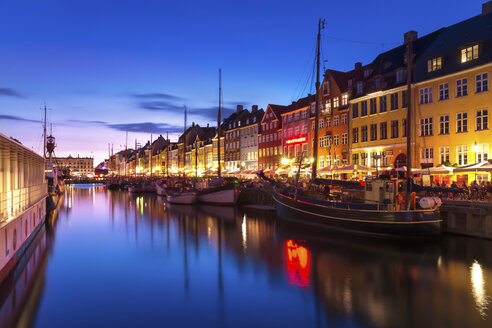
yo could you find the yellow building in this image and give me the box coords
[414,6,492,184]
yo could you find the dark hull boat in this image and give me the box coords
[273,186,441,237]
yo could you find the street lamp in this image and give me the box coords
[472,141,479,163]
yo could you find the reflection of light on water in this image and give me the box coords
[343,278,353,315]
[285,240,310,287]
[437,256,442,267]
[470,260,489,319]
[241,214,247,252]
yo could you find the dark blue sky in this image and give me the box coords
[0,0,485,163]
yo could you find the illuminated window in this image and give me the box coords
[341,114,347,125]
[461,45,479,63]
[341,94,348,106]
[476,73,488,93]
[476,143,489,162]
[419,87,433,104]
[333,97,339,108]
[319,156,325,168]
[421,147,434,161]
[352,153,359,164]
[456,145,468,165]
[439,147,450,164]
[457,78,468,97]
[427,57,442,72]
[439,83,449,100]
[457,112,468,133]
[476,109,488,131]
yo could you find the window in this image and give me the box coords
[319,156,325,168]
[361,101,368,116]
[334,155,340,166]
[375,77,381,89]
[380,122,387,140]
[324,100,332,114]
[427,57,442,72]
[357,82,363,94]
[341,114,347,125]
[333,135,339,146]
[370,124,377,141]
[461,45,479,63]
[420,117,433,136]
[476,109,488,131]
[361,153,368,166]
[333,116,339,126]
[390,93,398,110]
[439,83,449,101]
[370,98,377,114]
[323,81,330,94]
[439,115,449,135]
[439,146,450,164]
[364,69,370,78]
[352,103,359,118]
[361,125,368,142]
[391,120,399,138]
[456,145,468,165]
[341,94,348,106]
[342,133,348,145]
[396,70,405,83]
[420,87,432,104]
[457,78,468,97]
[476,73,488,93]
[352,127,359,143]
[319,119,324,129]
[294,127,299,136]
[326,117,331,128]
[352,153,359,165]
[379,95,387,113]
[457,112,468,133]
[294,112,300,121]
[476,143,489,162]
[333,97,339,108]
[421,148,434,162]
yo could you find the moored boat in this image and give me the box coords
[197,177,240,205]
[166,190,197,204]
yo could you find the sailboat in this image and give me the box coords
[262,20,442,237]
[197,69,240,205]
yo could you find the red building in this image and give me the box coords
[258,104,288,172]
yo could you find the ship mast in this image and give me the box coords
[311,19,325,180]
[405,34,414,206]
[43,103,47,159]
[217,69,222,178]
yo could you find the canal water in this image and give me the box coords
[1,184,491,328]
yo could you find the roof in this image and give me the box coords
[415,12,492,82]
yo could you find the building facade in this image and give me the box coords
[54,155,94,176]
[239,106,263,171]
[258,104,287,171]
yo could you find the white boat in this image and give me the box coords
[155,180,167,196]
[166,191,197,204]
[197,177,240,205]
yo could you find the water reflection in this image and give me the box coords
[0,187,490,327]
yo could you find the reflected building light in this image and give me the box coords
[241,215,247,252]
[437,256,442,267]
[470,260,489,318]
[343,278,353,316]
[285,240,310,287]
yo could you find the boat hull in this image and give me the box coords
[273,189,441,237]
[198,188,238,205]
[166,193,197,204]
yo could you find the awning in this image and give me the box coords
[454,160,492,173]
[413,165,454,175]
[333,164,375,173]
[263,169,276,174]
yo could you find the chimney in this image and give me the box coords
[192,122,195,127]
[404,31,418,44]
[483,1,492,15]
[236,105,243,113]
[355,62,362,70]
[207,123,209,127]
[252,105,258,112]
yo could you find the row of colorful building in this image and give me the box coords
[107,4,492,181]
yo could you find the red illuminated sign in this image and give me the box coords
[285,136,307,145]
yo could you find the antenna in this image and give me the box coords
[184,105,187,133]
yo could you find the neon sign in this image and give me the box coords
[285,136,307,145]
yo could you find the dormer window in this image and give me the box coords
[357,82,363,95]
[333,97,339,108]
[348,79,353,88]
[396,70,405,83]
[427,56,442,72]
[341,94,348,106]
[375,77,381,89]
[461,45,479,63]
[363,69,370,78]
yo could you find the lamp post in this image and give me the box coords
[472,141,479,163]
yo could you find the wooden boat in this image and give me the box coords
[197,177,240,205]
[128,184,146,193]
[271,178,442,237]
[165,189,197,204]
